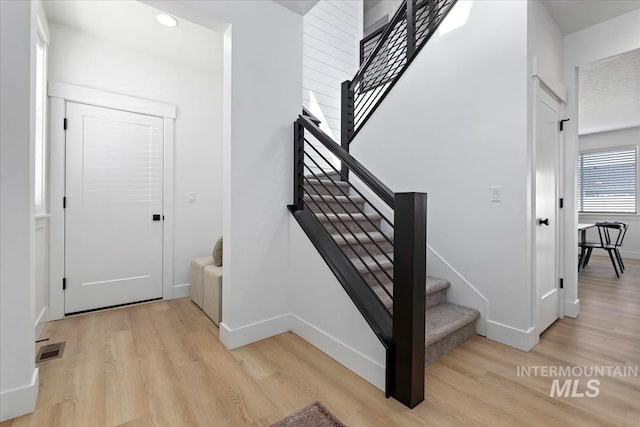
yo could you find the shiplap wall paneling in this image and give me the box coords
[303,0,362,176]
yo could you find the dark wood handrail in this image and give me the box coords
[297,114,395,208]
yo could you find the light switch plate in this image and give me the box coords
[490,186,502,202]
[188,192,196,203]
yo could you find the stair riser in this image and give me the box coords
[304,182,350,197]
[426,289,447,309]
[307,200,365,214]
[361,271,450,309]
[339,240,394,259]
[425,319,477,366]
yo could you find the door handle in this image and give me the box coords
[152,214,162,221]
[538,218,550,226]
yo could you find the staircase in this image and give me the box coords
[289,0,477,409]
[303,177,479,367]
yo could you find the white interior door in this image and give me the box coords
[65,102,163,313]
[535,84,561,334]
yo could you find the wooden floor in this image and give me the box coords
[3,256,639,426]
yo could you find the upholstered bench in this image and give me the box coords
[190,237,223,324]
[203,265,222,325]
[190,256,213,309]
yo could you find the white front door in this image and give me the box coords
[65,102,164,313]
[535,84,562,333]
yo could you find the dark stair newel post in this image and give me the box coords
[391,192,427,408]
[292,120,305,211]
[340,80,354,181]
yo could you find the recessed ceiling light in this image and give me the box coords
[157,14,178,28]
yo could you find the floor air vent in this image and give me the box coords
[36,342,65,363]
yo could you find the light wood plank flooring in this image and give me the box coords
[3,256,639,426]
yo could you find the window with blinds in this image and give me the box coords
[577,146,638,213]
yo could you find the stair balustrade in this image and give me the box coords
[289,0,461,408]
[290,111,427,408]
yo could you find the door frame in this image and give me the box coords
[530,68,566,340]
[48,82,177,320]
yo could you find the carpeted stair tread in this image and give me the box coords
[305,179,350,188]
[331,231,393,247]
[304,194,364,205]
[426,277,450,296]
[316,212,382,224]
[349,252,394,273]
[426,303,480,345]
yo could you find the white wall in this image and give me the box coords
[141,0,303,349]
[0,0,39,421]
[364,0,401,35]
[144,0,393,391]
[528,0,564,91]
[563,9,640,315]
[351,0,535,350]
[47,22,224,291]
[579,126,640,259]
[303,0,362,141]
[289,222,386,389]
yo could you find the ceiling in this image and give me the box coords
[274,0,320,15]
[364,1,640,35]
[542,0,640,35]
[579,48,640,131]
[43,0,222,71]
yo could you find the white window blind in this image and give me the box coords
[578,147,638,213]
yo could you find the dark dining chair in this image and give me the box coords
[579,222,626,278]
[610,221,628,273]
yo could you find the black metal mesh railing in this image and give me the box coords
[360,26,385,65]
[346,0,457,142]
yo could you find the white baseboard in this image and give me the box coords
[621,250,640,260]
[290,314,385,391]
[34,306,49,339]
[428,246,489,336]
[564,298,580,318]
[487,320,538,351]
[0,368,39,422]
[219,314,291,350]
[218,313,386,391]
[171,283,190,299]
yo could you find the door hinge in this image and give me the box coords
[63,196,66,209]
[559,278,564,289]
[559,118,570,131]
[63,118,68,130]
[62,277,66,290]
[559,197,564,208]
